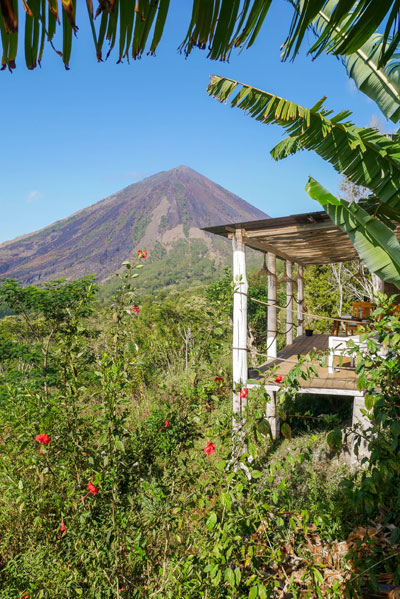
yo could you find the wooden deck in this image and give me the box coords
[248,334,360,396]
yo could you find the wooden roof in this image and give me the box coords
[203,210,359,266]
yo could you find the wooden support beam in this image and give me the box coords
[245,239,296,263]
[267,252,277,359]
[232,230,248,446]
[371,273,384,299]
[245,221,336,238]
[286,261,293,346]
[297,265,304,337]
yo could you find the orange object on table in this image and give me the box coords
[344,301,375,336]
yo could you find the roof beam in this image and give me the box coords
[245,221,336,238]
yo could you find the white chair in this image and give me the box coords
[328,334,386,373]
[328,335,360,374]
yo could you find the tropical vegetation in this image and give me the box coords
[1,0,399,74]
[207,54,400,288]
[2,1,400,596]
[0,258,400,598]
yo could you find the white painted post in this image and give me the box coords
[371,273,384,299]
[232,230,248,451]
[297,265,304,337]
[286,261,293,346]
[266,390,280,440]
[267,253,277,359]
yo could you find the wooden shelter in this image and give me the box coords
[204,210,377,462]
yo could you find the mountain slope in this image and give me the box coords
[0,166,269,286]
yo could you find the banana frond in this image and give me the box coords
[2,0,400,72]
[0,0,273,70]
[306,177,400,287]
[284,0,400,69]
[207,76,400,210]
[307,0,400,123]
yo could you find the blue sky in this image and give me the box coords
[0,1,389,243]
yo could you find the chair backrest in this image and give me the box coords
[352,301,375,319]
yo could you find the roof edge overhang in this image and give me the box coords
[202,210,330,237]
[202,210,359,266]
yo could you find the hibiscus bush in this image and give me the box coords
[0,261,399,597]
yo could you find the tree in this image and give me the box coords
[207,74,400,288]
[2,0,400,73]
[0,276,97,393]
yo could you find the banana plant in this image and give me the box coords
[1,0,400,71]
[207,75,400,286]
[284,0,400,69]
[306,178,400,287]
[0,0,272,70]
[207,76,400,210]
[309,0,400,124]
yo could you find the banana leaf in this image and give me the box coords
[0,0,272,70]
[306,177,400,287]
[207,76,400,211]
[2,0,400,71]
[285,0,400,69]
[310,0,400,123]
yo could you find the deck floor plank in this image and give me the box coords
[249,334,358,392]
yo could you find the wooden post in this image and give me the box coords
[297,264,304,337]
[286,260,293,346]
[232,229,248,451]
[267,253,277,359]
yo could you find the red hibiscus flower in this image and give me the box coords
[87,481,99,495]
[203,441,216,456]
[164,420,170,428]
[130,305,140,314]
[60,519,66,533]
[35,433,51,445]
[214,376,223,383]
[137,249,147,259]
[275,375,283,383]
[240,388,248,399]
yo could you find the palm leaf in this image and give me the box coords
[207,75,400,210]
[306,177,400,287]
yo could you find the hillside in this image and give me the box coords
[0,166,268,289]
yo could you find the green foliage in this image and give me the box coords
[290,1,400,70]
[344,298,400,517]
[306,178,400,288]
[207,75,400,207]
[312,1,400,123]
[0,276,98,391]
[2,0,399,72]
[207,75,400,288]
[99,239,224,301]
[131,212,151,244]
[1,265,400,597]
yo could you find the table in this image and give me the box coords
[331,315,368,336]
